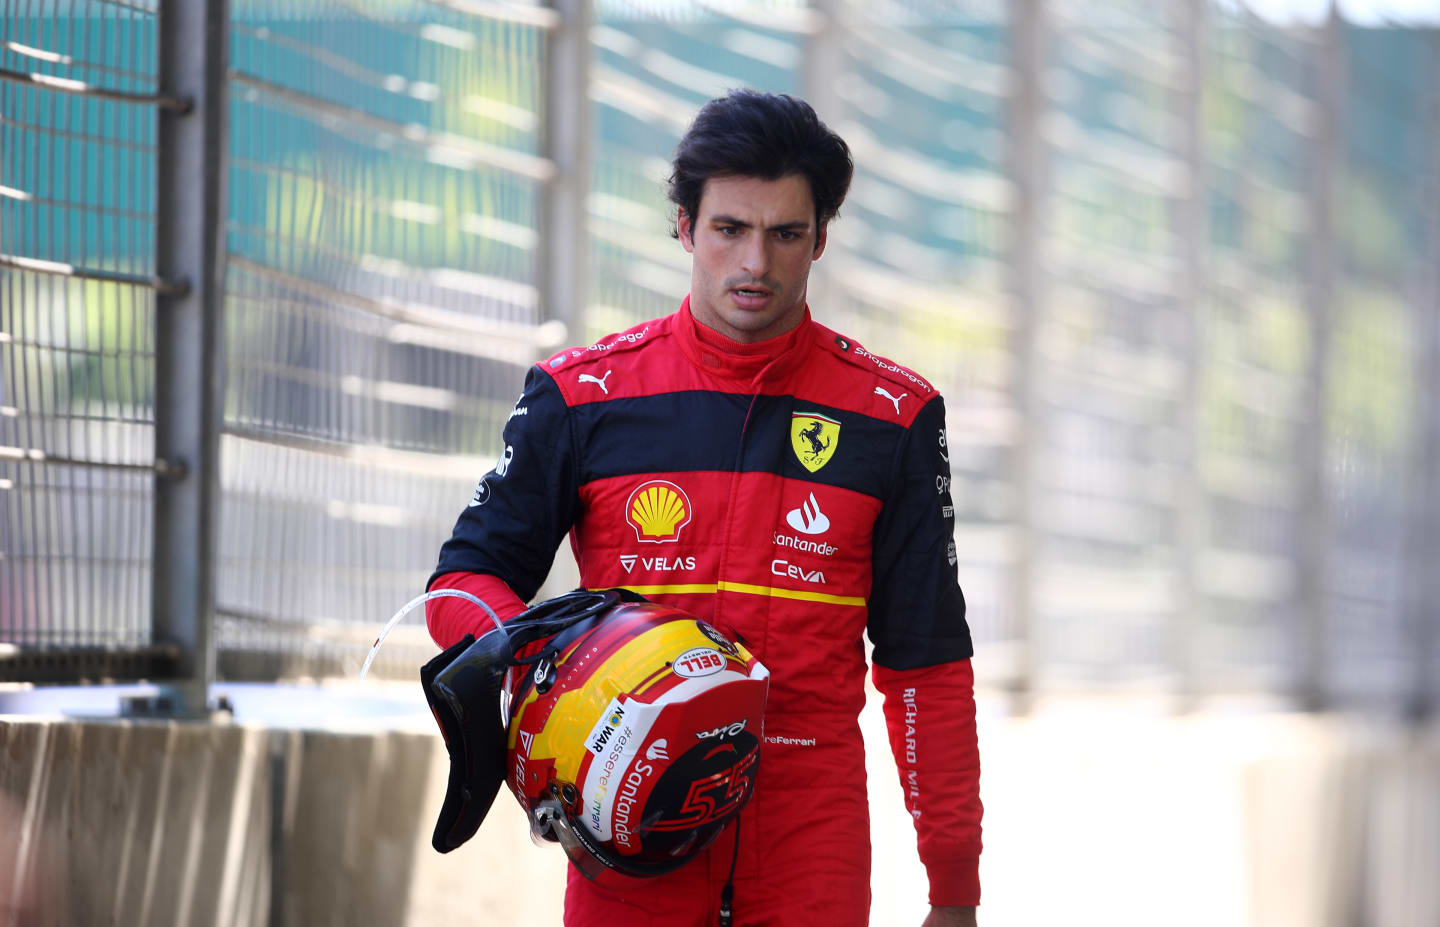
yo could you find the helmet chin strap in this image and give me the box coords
[718,818,741,927]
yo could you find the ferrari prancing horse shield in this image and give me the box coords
[790,412,840,473]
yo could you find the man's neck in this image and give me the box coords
[688,309,807,355]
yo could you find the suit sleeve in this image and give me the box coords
[873,659,982,907]
[867,394,971,669]
[868,393,983,906]
[424,571,528,649]
[426,365,579,637]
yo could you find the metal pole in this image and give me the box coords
[1296,6,1343,712]
[539,0,593,343]
[1172,0,1207,711]
[803,0,842,311]
[1006,0,1046,714]
[150,0,229,718]
[1406,39,1440,723]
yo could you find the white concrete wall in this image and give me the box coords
[0,718,271,927]
[1,703,1437,927]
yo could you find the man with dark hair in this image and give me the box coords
[427,89,982,927]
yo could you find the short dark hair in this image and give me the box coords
[668,90,853,242]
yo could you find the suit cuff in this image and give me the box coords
[927,857,980,907]
[424,571,527,648]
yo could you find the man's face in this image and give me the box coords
[677,173,827,344]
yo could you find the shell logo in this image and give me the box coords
[625,480,692,544]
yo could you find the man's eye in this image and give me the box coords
[718,226,740,236]
[776,230,800,241]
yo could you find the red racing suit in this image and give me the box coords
[427,300,982,925]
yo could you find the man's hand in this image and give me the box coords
[921,906,976,927]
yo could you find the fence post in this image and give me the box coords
[1172,0,1208,711]
[1407,42,1440,723]
[1006,0,1047,713]
[149,0,230,717]
[802,0,841,311]
[540,0,593,343]
[1296,6,1343,713]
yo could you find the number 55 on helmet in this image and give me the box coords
[420,589,770,880]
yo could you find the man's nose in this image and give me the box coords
[740,236,770,278]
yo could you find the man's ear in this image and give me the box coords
[677,207,696,253]
[812,220,829,261]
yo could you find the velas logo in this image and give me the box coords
[791,412,840,473]
[620,555,696,572]
[625,480,692,543]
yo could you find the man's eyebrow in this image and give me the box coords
[709,214,812,232]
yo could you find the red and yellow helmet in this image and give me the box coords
[423,589,769,880]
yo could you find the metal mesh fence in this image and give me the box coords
[813,1,1019,669]
[2,0,1436,708]
[1323,23,1435,709]
[583,0,1439,708]
[1,0,161,666]
[217,0,561,678]
[1034,0,1213,689]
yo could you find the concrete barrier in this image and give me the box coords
[1,705,1437,927]
[0,718,270,927]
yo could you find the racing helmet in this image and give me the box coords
[422,588,769,880]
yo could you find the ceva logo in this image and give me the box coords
[772,559,826,585]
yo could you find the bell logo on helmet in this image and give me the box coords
[625,480,693,543]
[672,647,724,678]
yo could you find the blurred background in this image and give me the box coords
[1,0,1437,925]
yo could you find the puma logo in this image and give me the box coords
[578,370,612,394]
[875,386,906,414]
